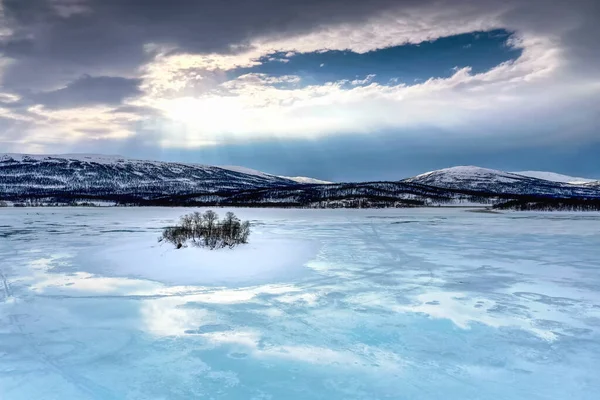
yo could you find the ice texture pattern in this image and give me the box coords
[1,208,600,399]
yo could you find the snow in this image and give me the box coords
[220,166,331,184]
[411,165,507,178]
[402,166,600,198]
[218,165,278,179]
[410,166,598,186]
[514,170,597,184]
[1,207,600,399]
[414,165,483,176]
[408,165,522,183]
[85,236,318,286]
[279,176,332,184]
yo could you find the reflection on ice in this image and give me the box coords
[31,271,157,294]
[142,296,214,336]
[395,291,561,340]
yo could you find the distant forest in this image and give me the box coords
[493,198,600,211]
[4,191,600,211]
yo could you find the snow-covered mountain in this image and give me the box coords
[1,156,599,207]
[218,165,331,184]
[217,165,281,180]
[513,170,597,184]
[279,176,332,184]
[403,166,600,197]
[583,181,600,188]
[0,153,300,199]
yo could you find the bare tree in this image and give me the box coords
[159,210,251,250]
[203,210,218,246]
[240,221,251,243]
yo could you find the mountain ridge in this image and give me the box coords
[0,153,299,200]
[0,153,330,185]
[1,155,599,208]
[402,166,600,197]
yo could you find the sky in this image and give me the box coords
[0,0,599,181]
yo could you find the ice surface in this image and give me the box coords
[1,208,600,399]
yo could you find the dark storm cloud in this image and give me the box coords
[30,75,142,109]
[2,0,598,90]
[0,0,422,90]
[1,0,597,88]
[498,0,600,78]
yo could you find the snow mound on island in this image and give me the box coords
[86,235,319,286]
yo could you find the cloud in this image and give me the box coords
[49,0,91,18]
[129,0,598,147]
[3,0,591,90]
[0,0,417,91]
[30,75,142,109]
[139,30,592,148]
[351,74,376,85]
[0,0,598,170]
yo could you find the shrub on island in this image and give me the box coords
[160,210,250,250]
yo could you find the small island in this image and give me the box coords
[160,210,251,250]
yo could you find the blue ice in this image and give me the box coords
[1,208,599,399]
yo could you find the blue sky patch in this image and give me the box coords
[230,29,521,86]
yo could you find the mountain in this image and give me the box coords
[513,170,597,184]
[279,176,332,185]
[0,153,300,200]
[218,165,331,184]
[217,165,283,180]
[1,156,599,209]
[402,166,600,198]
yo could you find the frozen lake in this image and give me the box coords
[1,208,600,399]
